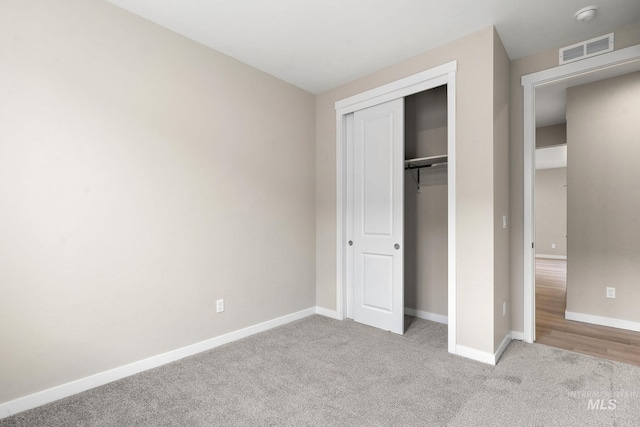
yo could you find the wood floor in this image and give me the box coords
[535,258,640,367]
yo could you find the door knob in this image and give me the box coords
[348,240,353,246]
[394,243,400,250]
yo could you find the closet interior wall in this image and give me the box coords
[404,85,448,319]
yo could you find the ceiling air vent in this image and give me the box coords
[559,33,614,65]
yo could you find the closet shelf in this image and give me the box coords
[404,155,448,170]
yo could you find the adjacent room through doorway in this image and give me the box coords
[531,61,640,367]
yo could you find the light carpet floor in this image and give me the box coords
[2,315,640,426]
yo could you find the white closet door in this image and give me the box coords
[353,98,404,334]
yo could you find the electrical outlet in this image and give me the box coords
[606,288,615,299]
[216,299,224,313]
[502,302,507,316]
[551,243,556,249]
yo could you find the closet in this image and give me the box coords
[339,62,456,343]
[404,85,449,324]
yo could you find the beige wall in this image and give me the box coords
[535,168,567,257]
[8,1,634,406]
[536,124,567,148]
[316,27,509,354]
[565,72,640,322]
[0,0,316,404]
[493,31,511,352]
[509,20,640,334]
[404,87,448,316]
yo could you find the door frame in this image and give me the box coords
[335,60,458,353]
[521,44,640,343]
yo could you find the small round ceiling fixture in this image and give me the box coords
[575,5,598,22]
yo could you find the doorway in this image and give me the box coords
[534,142,568,348]
[522,44,640,345]
[335,61,458,353]
[533,141,567,342]
[531,69,640,366]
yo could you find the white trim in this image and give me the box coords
[522,44,640,86]
[494,333,512,363]
[523,78,536,344]
[511,331,524,341]
[404,307,448,324]
[315,306,341,320]
[455,345,496,365]
[535,254,567,260]
[335,61,456,114]
[335,113,346,322]
[335,61,458,357]
[0,307,316,419]
[344,113,354,320]
[521,43,640,344]
[565,311,640,333]
[446,69,457,355]
[337,75,448,117]
[457,333,512,366]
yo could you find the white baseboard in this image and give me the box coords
[565,311,640,332]
[315,306,341,320]
[494,333,512,363]
[404,307,448,324]
[456,332,512,366]
[511,331,524,341]
[0,307,317,419]
[535,254,567,260]
[455,345,496,365]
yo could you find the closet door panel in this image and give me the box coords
[353,98,404,335]
[362,114,394,236]
[362,253,394,311]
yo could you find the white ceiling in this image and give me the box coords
[104,0,640,94]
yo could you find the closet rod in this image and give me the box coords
[405,157,447,192]
[404,154,448,170]
[404,162,448,171]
